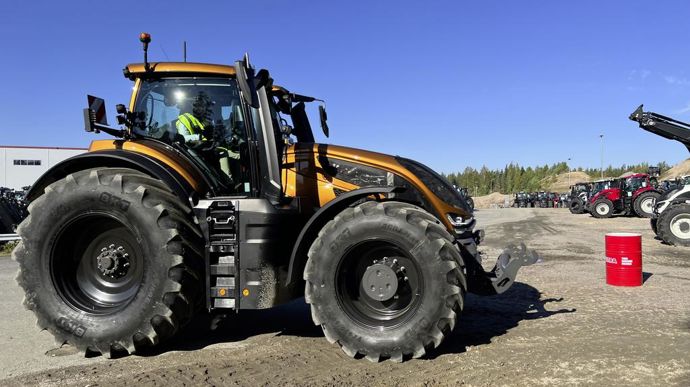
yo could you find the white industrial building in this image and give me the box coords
[0,146,87,189]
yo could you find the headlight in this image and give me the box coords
[447,213,472,227]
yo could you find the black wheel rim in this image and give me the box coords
[335,240,423,329]
[51,213,144,315]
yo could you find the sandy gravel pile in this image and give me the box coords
[473,192,510,208]
[661,158,690,179]
[545,171,591,192]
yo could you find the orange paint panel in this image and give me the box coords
[125,62,236,78]
[88,140,202,191]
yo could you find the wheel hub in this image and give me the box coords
[641,198,654,213]
[597,204,608,215]
[96,244,131,279]
[362,257,406,302]
[670,214,690,239]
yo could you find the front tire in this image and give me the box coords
[13,168,202,357]
[304,201,466,362]
[591,198,614,218]
[656,204,690,247]
[633,191,660,218]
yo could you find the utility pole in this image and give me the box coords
[599,133,604,179]
[568,157,572,187]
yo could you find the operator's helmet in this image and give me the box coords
[192,91,214,122]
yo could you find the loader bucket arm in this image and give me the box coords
[630,104,690,153]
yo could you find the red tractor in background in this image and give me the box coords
[589,172,661,218]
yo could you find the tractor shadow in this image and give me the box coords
[136,298,322,357]
[430,282,576,358]
[138,282,575,359]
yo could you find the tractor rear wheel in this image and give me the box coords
[591,198,614,218]
[569,198,583,214]
[633,191,660,218]
[13,168,203,357]
[656,204,690,247]
[304,201,466,362]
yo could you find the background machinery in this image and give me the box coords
[0,186,29,235]
[568,182,591,214]
[514,191,529,208]
[588,173,660,218]
[630,105,690,246]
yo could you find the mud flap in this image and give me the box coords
[464,243,541,296]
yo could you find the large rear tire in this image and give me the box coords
[569,198,583,214]
[304,201,466,362]
[633,191,660,218]
[13,168,203,357]
[656,204,690,247]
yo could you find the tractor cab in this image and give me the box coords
[622,174,652,197]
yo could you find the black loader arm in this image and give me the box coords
[630,104,690,153]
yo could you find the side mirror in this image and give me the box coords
[319,105,330,138]
[83,95,126,138]
[235,54,259,109]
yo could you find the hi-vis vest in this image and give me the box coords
[176,113,206,140]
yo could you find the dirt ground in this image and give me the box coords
[1,208,689,386]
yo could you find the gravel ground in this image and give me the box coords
[1,208,688,386]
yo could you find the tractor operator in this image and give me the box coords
[174,91,241,183]
[175,92,211,143]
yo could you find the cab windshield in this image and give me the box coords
[625,176,645,191]
[592,181,609,193]
[133,77,252,194]
[133,77,246,146]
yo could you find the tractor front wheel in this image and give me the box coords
[591,198,614,218]
[656,204,690,247]
[304,201,466,362]
[633,191,660,218]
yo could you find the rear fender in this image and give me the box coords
[27,150,198,206]
[632,186,658,201]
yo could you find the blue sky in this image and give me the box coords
[2,1,690,173]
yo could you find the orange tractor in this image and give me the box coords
[14,34,538,362]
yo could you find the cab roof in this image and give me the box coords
[124,62,236,80]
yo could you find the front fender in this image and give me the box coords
[285,186,403,287]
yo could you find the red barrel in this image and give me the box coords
[605,233,642,286]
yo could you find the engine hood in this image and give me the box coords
[284,143,472,228]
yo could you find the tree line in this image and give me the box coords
[444,161,671,196]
